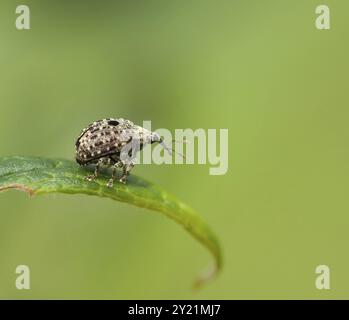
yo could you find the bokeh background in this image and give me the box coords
[0,0,348,299]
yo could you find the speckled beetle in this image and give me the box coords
[75,118,175,187]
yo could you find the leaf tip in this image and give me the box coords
[192,263,220,291]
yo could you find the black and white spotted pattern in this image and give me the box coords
[75,118,161,186]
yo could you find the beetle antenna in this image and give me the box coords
[160,141,186,159]
[172,138,188,144]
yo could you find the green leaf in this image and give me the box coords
[0,156,222,288]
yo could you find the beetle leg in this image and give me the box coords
[107,165,116,188]
[106,160,123,188]
[119,162,135,184]
[85,158,104,182]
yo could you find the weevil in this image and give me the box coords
[75,118,176,187]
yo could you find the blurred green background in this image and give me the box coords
[0,0,348,299]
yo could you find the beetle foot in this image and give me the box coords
[85,175,96,182]
[106,179,114,188]
[119,175,127,184]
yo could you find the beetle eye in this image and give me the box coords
[108,120,119,126]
